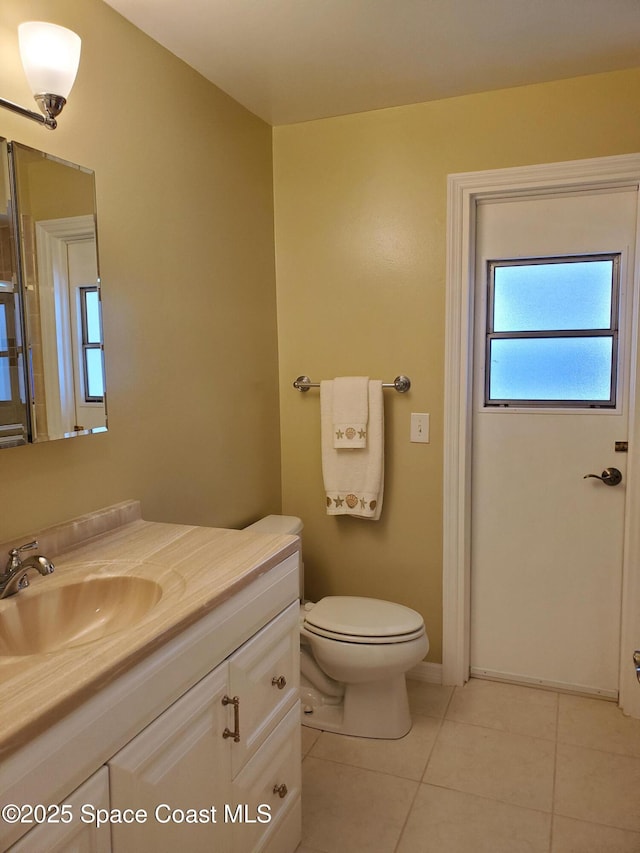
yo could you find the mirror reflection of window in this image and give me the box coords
[79,286,104,402]
[10,141,107,442]
[0,298,11,397]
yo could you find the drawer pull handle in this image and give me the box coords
[273,783,288,799]
[222,695,240,742]
[272,675,287,690]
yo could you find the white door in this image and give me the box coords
[470,187,638,698]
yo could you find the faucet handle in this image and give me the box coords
[9,540,38,557]
[6,540,38,572]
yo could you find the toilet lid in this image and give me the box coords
[303,596,424,641]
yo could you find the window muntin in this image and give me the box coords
[485,255,619,408]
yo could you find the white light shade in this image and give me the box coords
[18,22,81,100]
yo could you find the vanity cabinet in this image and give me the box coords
[109,602,300,853]
[2,548,301,853]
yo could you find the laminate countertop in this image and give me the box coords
[0,502,299,757]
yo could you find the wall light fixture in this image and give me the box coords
[0,22,81,130]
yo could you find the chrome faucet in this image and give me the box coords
[0,540,55,599]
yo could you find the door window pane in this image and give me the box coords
[494,260,613,331]
[486,254,619,408]
[0,356,10,401]
[84,289,101,343]
[85,348,104,399]
[0,303,7,350]
[489,337,613,402]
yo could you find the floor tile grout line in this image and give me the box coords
[303,751,425,781]
[433,714,559,743]
[549,690,560,852]
[394,690,458,853]
[550,812,640,837]
[420,709,448,783]
[552,817,640,847]
[442,681,457,716]
[392,772,424,853]
[416,778,555,818]
[410,709,455,722]
[302,749,430,784]
[554,736,640,761]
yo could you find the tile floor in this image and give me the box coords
[295,678,640,853]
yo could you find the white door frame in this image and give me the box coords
[443,153,640,717]
[34,215,96,439]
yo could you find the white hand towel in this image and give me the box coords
[321,379,384,520]
[332,376,369,448]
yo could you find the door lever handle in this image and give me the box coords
[583,467,623,486]
[634,651,640,684]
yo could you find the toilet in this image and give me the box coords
[244,515,429,739]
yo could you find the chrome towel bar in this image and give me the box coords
[293,375,411,393]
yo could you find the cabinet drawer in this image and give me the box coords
[230,703,301,853]
[228,602,299,775]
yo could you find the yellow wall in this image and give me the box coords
[273,68,640,662]
[17,148,95,221]
[0,0,281,540]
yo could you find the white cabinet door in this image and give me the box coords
[109,662,231,853]
[8,767,111,853]
[228,602,299,776]
[230,704,301,853]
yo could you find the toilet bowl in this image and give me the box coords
[244,515,429,739]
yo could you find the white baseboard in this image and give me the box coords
[407,661,442,684]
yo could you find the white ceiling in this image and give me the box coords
[103,0,640,126]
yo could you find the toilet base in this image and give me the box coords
[300,672,412,739]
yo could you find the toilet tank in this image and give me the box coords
[244,515,304,599]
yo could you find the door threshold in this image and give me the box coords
[469,667,618,701]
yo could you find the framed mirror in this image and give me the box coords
[1,140,107,447]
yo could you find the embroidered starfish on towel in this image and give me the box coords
[335,429,344,439]
[334,496,344,507]
[358,429,367,439]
